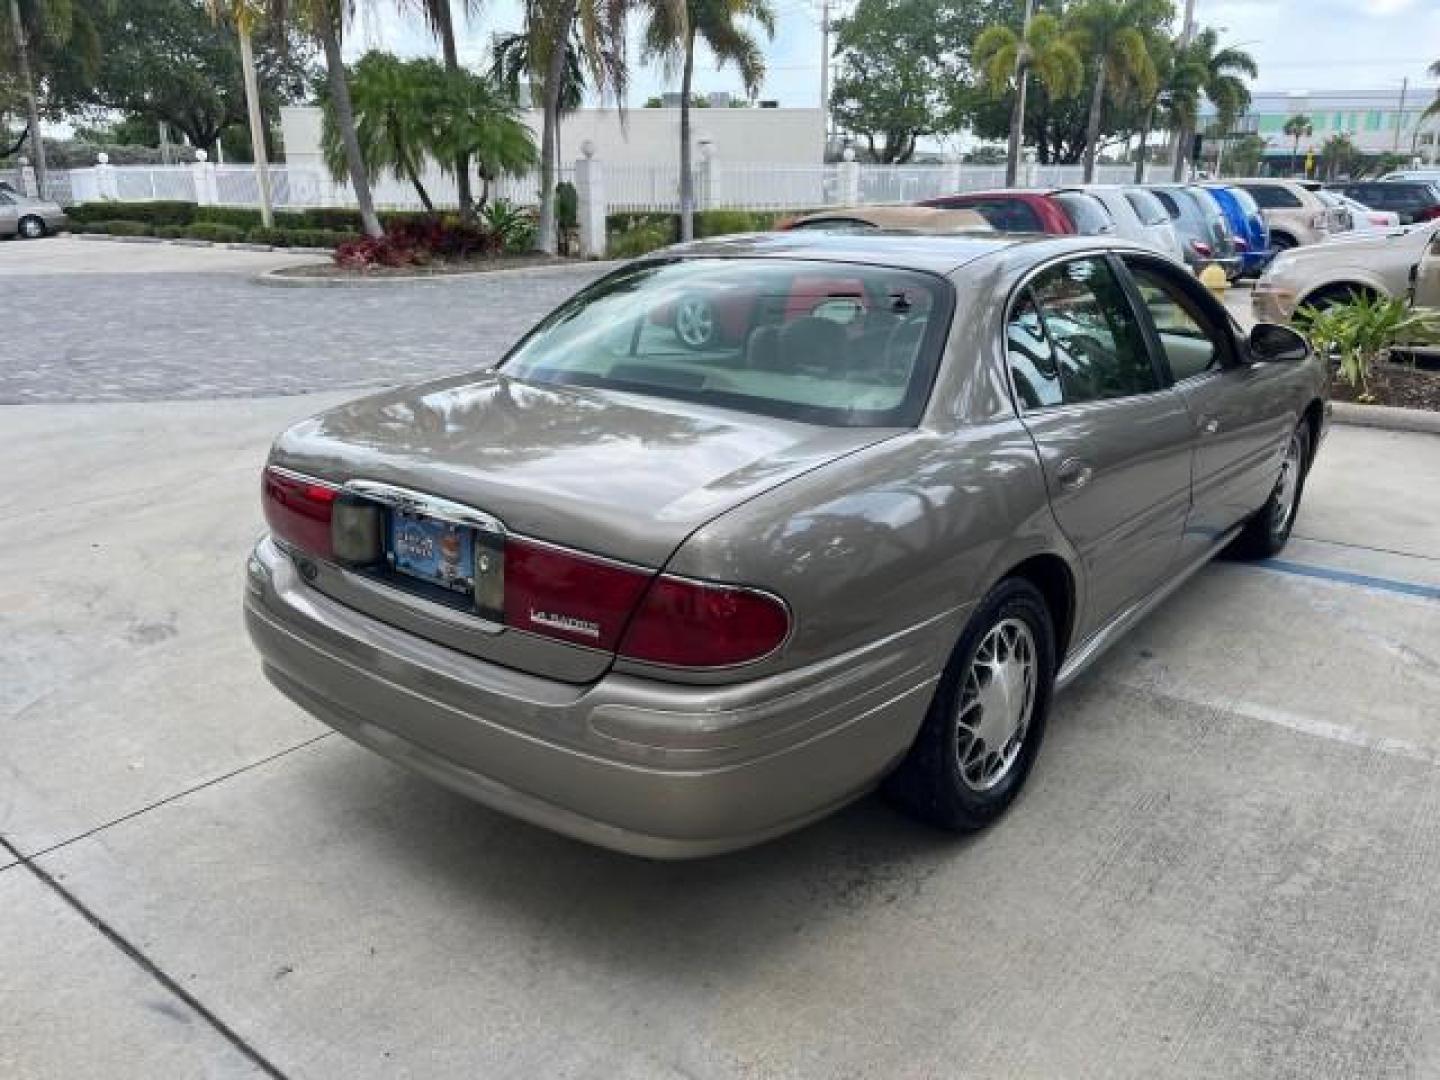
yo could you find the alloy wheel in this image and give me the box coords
[954,617,1037,792]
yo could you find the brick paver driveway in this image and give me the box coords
[0,238,610,403]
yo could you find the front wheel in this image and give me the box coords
[1230,421,1311,559]
[884,578,1056,832]
[17,215,46,239]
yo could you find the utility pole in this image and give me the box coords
[1393,77,1408,154]
[820,0,831,156]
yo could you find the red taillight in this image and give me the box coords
[620,576,790,668]
[503,538,650,651]
[1191,240,1213,257]
[263,466,339,557]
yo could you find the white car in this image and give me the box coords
[1061,185,1185,261]
[1332,193,1401,230]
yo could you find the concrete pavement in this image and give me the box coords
[3,393,1438,1078]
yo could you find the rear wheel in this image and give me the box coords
[884,578,1055,832]
[17,215,45,239]
[1270,232,1297,251]
[1230,421,1310,559]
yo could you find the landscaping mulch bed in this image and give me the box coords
[272,253,575,279]
[1330,361,1440,412]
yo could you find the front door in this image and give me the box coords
[1120,255,1294,561]
[1007,255,1194,641]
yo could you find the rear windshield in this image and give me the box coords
[500,258,953,427]
[1124,189,1170,226]
[1053,192,1114,234]
[963,198,1044,232]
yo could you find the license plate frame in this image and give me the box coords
[386,510,477,599]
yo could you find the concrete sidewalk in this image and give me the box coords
[2,401,1438,1079]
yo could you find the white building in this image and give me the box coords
[1202,88,1440,164]
[279,104,826,172]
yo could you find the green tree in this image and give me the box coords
[1064,0,1167,182]
[6,0,105,192]
[640,0,774,241]
[400,0,482,217]
[43,0,313,162]
[270,0,381,236]
[1284,113,1312,176]
[1168,26,1255,179]
[829,0,951,164]
[1318,133,1362,181]
[1222,132,1264,177]
[321,52,536,212]
[973,10,1082,185]
[526,0,634,254]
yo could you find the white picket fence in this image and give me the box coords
[61,160,1140,212]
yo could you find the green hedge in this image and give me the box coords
[67,200,196,227]
[247,226,358,249]
[180,222,246,243]
[604,209,785,258]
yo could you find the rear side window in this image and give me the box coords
[1153,190,1182,219]
[1124,189,1170,226]
[1385,184,1439,210]
[965,198,1044,232]
[1053,192,1114,234]
[1009,257,1158,408]
[788,217,877,233]
[502,258,953,428]
[1242,184,1303,209]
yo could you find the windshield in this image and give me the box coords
[501,258,953,427]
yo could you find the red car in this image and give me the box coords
[920,189,1107,235]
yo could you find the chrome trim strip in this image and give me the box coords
[342,479,507,534]
[1055,524,1242,692]
[267,463,342,491]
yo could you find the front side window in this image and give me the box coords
[502,258,952,427]
[1125,261,1224,381]
[1009,257,1158,408]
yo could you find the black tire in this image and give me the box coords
[884,578,1056,832]
[1303,285,1377,312]
[1229,421,1311,560]
[17,215,46,239]
[1270,233,1297,251]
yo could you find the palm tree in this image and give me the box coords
[491,26,584,173]
[400,0,482,217]
[1284,114,1312,177]
[7,0,103,197]
[203,0,275,227]
[974,8,1083,186]
[1065,0,1166,183]
[640,0,775,241]
[1131,34,1176,181]
[322,52,443,210]
[1169,27,1255,180]
[527,0,634,254]
[269,0,382,236]
[431,69,539,206]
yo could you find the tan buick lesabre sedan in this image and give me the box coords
[246,233,1328,857]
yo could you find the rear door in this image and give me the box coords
[1119,253,1293,559]
[1006,254,1194,639]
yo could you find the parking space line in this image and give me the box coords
[1257,559,1440,601]
[1292,533,1440,564]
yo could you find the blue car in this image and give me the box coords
[1203,184,1271,277]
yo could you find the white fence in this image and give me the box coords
[60,160,1142,212]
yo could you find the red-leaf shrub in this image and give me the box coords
[333,215,503,269]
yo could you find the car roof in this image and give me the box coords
[789,205,992,231]
[653,230,1155,276]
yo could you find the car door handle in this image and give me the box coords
[1056,458,1094,490]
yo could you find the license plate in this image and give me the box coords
[387,511,475,596]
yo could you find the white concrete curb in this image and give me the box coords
[1331,401,1440,435]
[252,259,620,288]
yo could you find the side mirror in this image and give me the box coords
[1248,322,1309,363]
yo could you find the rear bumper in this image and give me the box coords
[245,537,945,858]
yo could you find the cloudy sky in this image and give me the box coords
[356,0,1440,109]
